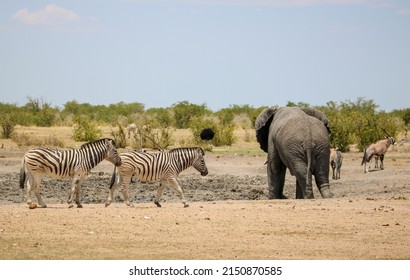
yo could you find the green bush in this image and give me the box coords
[132,124,173,150]
[72,115,102,142]
[172,101,210,129]
[190,117,236,147]
[0,114,16,139]
[319,98,400,152]
[110,124,127,148]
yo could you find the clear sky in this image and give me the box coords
[1,0,409,112]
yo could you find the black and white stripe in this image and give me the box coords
[20,138,121,208]
[105,147,208,208]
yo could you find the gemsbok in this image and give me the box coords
[361,136,396,173]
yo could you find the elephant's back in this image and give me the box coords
[275,115,329,159]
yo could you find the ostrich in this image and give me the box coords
[200,128,215,146]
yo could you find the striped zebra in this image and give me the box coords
[20,138,122,209]
[105,147,208,208]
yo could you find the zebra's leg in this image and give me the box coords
[167,178,189,208]
[74,178,85,208]
[25,173,33,205]
[121,176,134,207]
[32,175,46,208]
[154,183,164,207]
[68,176,82,208]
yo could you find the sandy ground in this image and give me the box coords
[0,138,409,260]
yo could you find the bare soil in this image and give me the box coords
[0,136,409,260]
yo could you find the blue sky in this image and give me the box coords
[1,0,409,112]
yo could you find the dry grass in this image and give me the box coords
[4,126,263,156]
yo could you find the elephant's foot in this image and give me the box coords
[319,184,333,198]
[268,194,288,199]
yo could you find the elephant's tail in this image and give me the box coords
[305,147,313,198]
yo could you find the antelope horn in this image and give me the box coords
[380,127,392,138]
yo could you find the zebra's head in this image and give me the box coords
[104,139,122,166]
[193,147,208,176]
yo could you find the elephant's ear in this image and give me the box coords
[255,107,277,153]
[300,107,331,134]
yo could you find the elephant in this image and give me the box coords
[255,106,333,199]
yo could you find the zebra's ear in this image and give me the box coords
[105,138,116,148]
[198,147,205,155]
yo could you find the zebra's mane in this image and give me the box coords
[169,147,204,155]
[80,138,115,149]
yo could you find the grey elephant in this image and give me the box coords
[255,106,333,199]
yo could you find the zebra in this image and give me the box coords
[20,138,122,209]
[126,123,137,139]
[105,147,208,208]
[361,136,396,173]
[330,148,343,180]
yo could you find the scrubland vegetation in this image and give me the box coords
[1,97,409,152]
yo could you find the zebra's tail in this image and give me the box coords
[109,166,117,189]
[19,159,26,189]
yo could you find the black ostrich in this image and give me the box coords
[200,128,215,145]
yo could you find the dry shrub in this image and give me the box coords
[12,133,65,148]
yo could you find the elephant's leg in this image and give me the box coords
[267,158,287,199]
[314,176,333,198]
[296,180,304,199]
[292,159,314,199]
[295,174,314,199]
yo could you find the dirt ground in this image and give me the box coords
[0,134,409,260]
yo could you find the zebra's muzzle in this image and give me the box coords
[201,169,208,176]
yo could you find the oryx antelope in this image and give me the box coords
[330,148,343,180]
[105,147,208,208]
[361,136,396,173]
[20,138,121,208]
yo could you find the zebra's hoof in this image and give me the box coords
[154,201,162,208]
[184,204,189,208]
[77,205,83,208]
[28,203,37,209]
